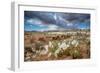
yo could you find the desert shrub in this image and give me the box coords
[50,41,58,53]
[57,51,64,57]
[63,48,70,56]
[69,49,82,59]
[35,42,44,50]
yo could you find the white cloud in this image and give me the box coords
[47,25,59,30]
[67,23,73,26]
[26,18,66,31]
[58,16,74,27]
[27,18,42,24]
[38,24,60,32]
[27,18,45,27]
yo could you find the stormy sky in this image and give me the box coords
[24,11,90,31]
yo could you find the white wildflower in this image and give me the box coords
[71,40,79,47]
[59,42,68,50]
[40,45,49,55]
[58,42,61,46]
[49,41,53,48]
[48,52,52,57]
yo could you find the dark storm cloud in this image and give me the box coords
[58,13,90,23]
[25,11,56,24]
[24,11,90,31]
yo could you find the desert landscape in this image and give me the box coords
[24,29,90,61]
[24,11,90,61]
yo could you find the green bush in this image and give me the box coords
[69,49,82,59]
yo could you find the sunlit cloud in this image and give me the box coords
[47,25,59,30]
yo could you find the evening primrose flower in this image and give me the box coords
[40,45,49,55]
[71,40,79,47]
[58,42,69,50]
[48,41,54,48]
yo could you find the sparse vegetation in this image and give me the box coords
[24,29,90,61]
